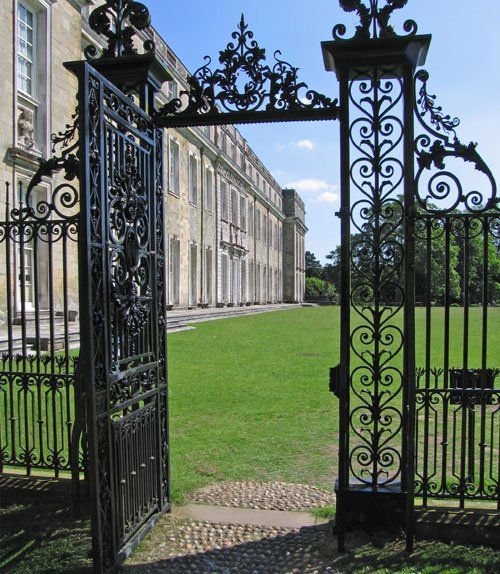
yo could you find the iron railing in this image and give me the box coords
[415,368,499,508]
[0,182,85,476]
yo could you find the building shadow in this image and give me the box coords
[120,520,500,574]
[0,475,92,574]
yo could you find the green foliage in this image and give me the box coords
[305,250,323,278]
[323,209,499,305]
[310,505,336,519]
[305,277,337,301]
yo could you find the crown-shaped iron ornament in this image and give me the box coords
[155,15,338,126]
[84,0,154,60]
[334,0,417,40]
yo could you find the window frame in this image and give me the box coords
[205,165,213,213]
[188,153,198,206]
[17,3,35,97]
[168,138,180,196]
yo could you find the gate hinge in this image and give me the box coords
[329,364,341,398]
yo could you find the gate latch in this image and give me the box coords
[329,364,341,398]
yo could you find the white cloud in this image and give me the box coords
[295,139,315,150]
[316,191,339,203]
[285,178,338,194]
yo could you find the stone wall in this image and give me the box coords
[0,0,307,321]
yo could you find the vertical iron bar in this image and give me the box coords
[5,184,13,364]
[460,220,471,510]
[441,219,451,496]
[478,217,489,497]
[336,64,351,553]
[402,60,416,552]
[422,219,432,504]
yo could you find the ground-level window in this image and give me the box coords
[205,248,212,304]
[221,253,228,304]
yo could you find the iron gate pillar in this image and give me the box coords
[322,31,430,549]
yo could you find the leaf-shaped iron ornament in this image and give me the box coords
[155,15,339,127]
[84,0,154,60]
[334,0,417,40]
[414,70,498,214]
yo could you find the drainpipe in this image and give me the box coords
[253,196,257,303]
[200,147,204,306]
[215,161,220,306]
[267,206,270,303]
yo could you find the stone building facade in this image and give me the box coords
[0,0,306,319]
[282,189,307,303]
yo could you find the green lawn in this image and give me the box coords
[167,305,499,503]
[2,305,499,574]
[168,306,341,502]
[2,305,498,499]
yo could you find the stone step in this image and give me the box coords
[173,503,328,529]
[0,304,301,353]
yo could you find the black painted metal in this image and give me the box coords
[155,15,339,128]
[71,61,170,572]
[326,0,498,550]
[412,70,499,510]
[323,3,431,546]
[0,180,84,478]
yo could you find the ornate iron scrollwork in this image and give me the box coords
[84,0,155,61]
[109,145,152,344]
[414,70,498,214]
[347,67,406,486]
[334,0,417,40]
[155,15,338,127]
[26,104,80,198]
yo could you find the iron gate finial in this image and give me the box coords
[84,0,155,60]
[336,0,417,40]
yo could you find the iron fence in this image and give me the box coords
[0,182,86,476]
[415,367,499,508]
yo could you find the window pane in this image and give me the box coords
[17,4,35,96]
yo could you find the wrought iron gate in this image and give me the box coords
[324,0,499,551]
[0,180,84,478]
[412,71,499,509]
[73,60,170,571]
[3,1,497,569]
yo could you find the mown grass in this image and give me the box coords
[167,305,499,503]
[167,306,341,502]
[2,306,499,573]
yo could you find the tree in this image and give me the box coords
[323,247,341,293]
[455,220,500,304]
[305,251,323,278]
[305,277,337,303]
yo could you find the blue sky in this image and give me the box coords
[143,0,500,262]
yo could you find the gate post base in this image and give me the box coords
[335,480,404,532]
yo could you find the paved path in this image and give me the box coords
[122,481,336,573]
[174,503,328,529]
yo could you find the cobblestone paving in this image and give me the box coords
[123,518,336,573]
[187,481,334,511]
[122,482,337,573]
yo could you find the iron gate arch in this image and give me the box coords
[1,0,498,571]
